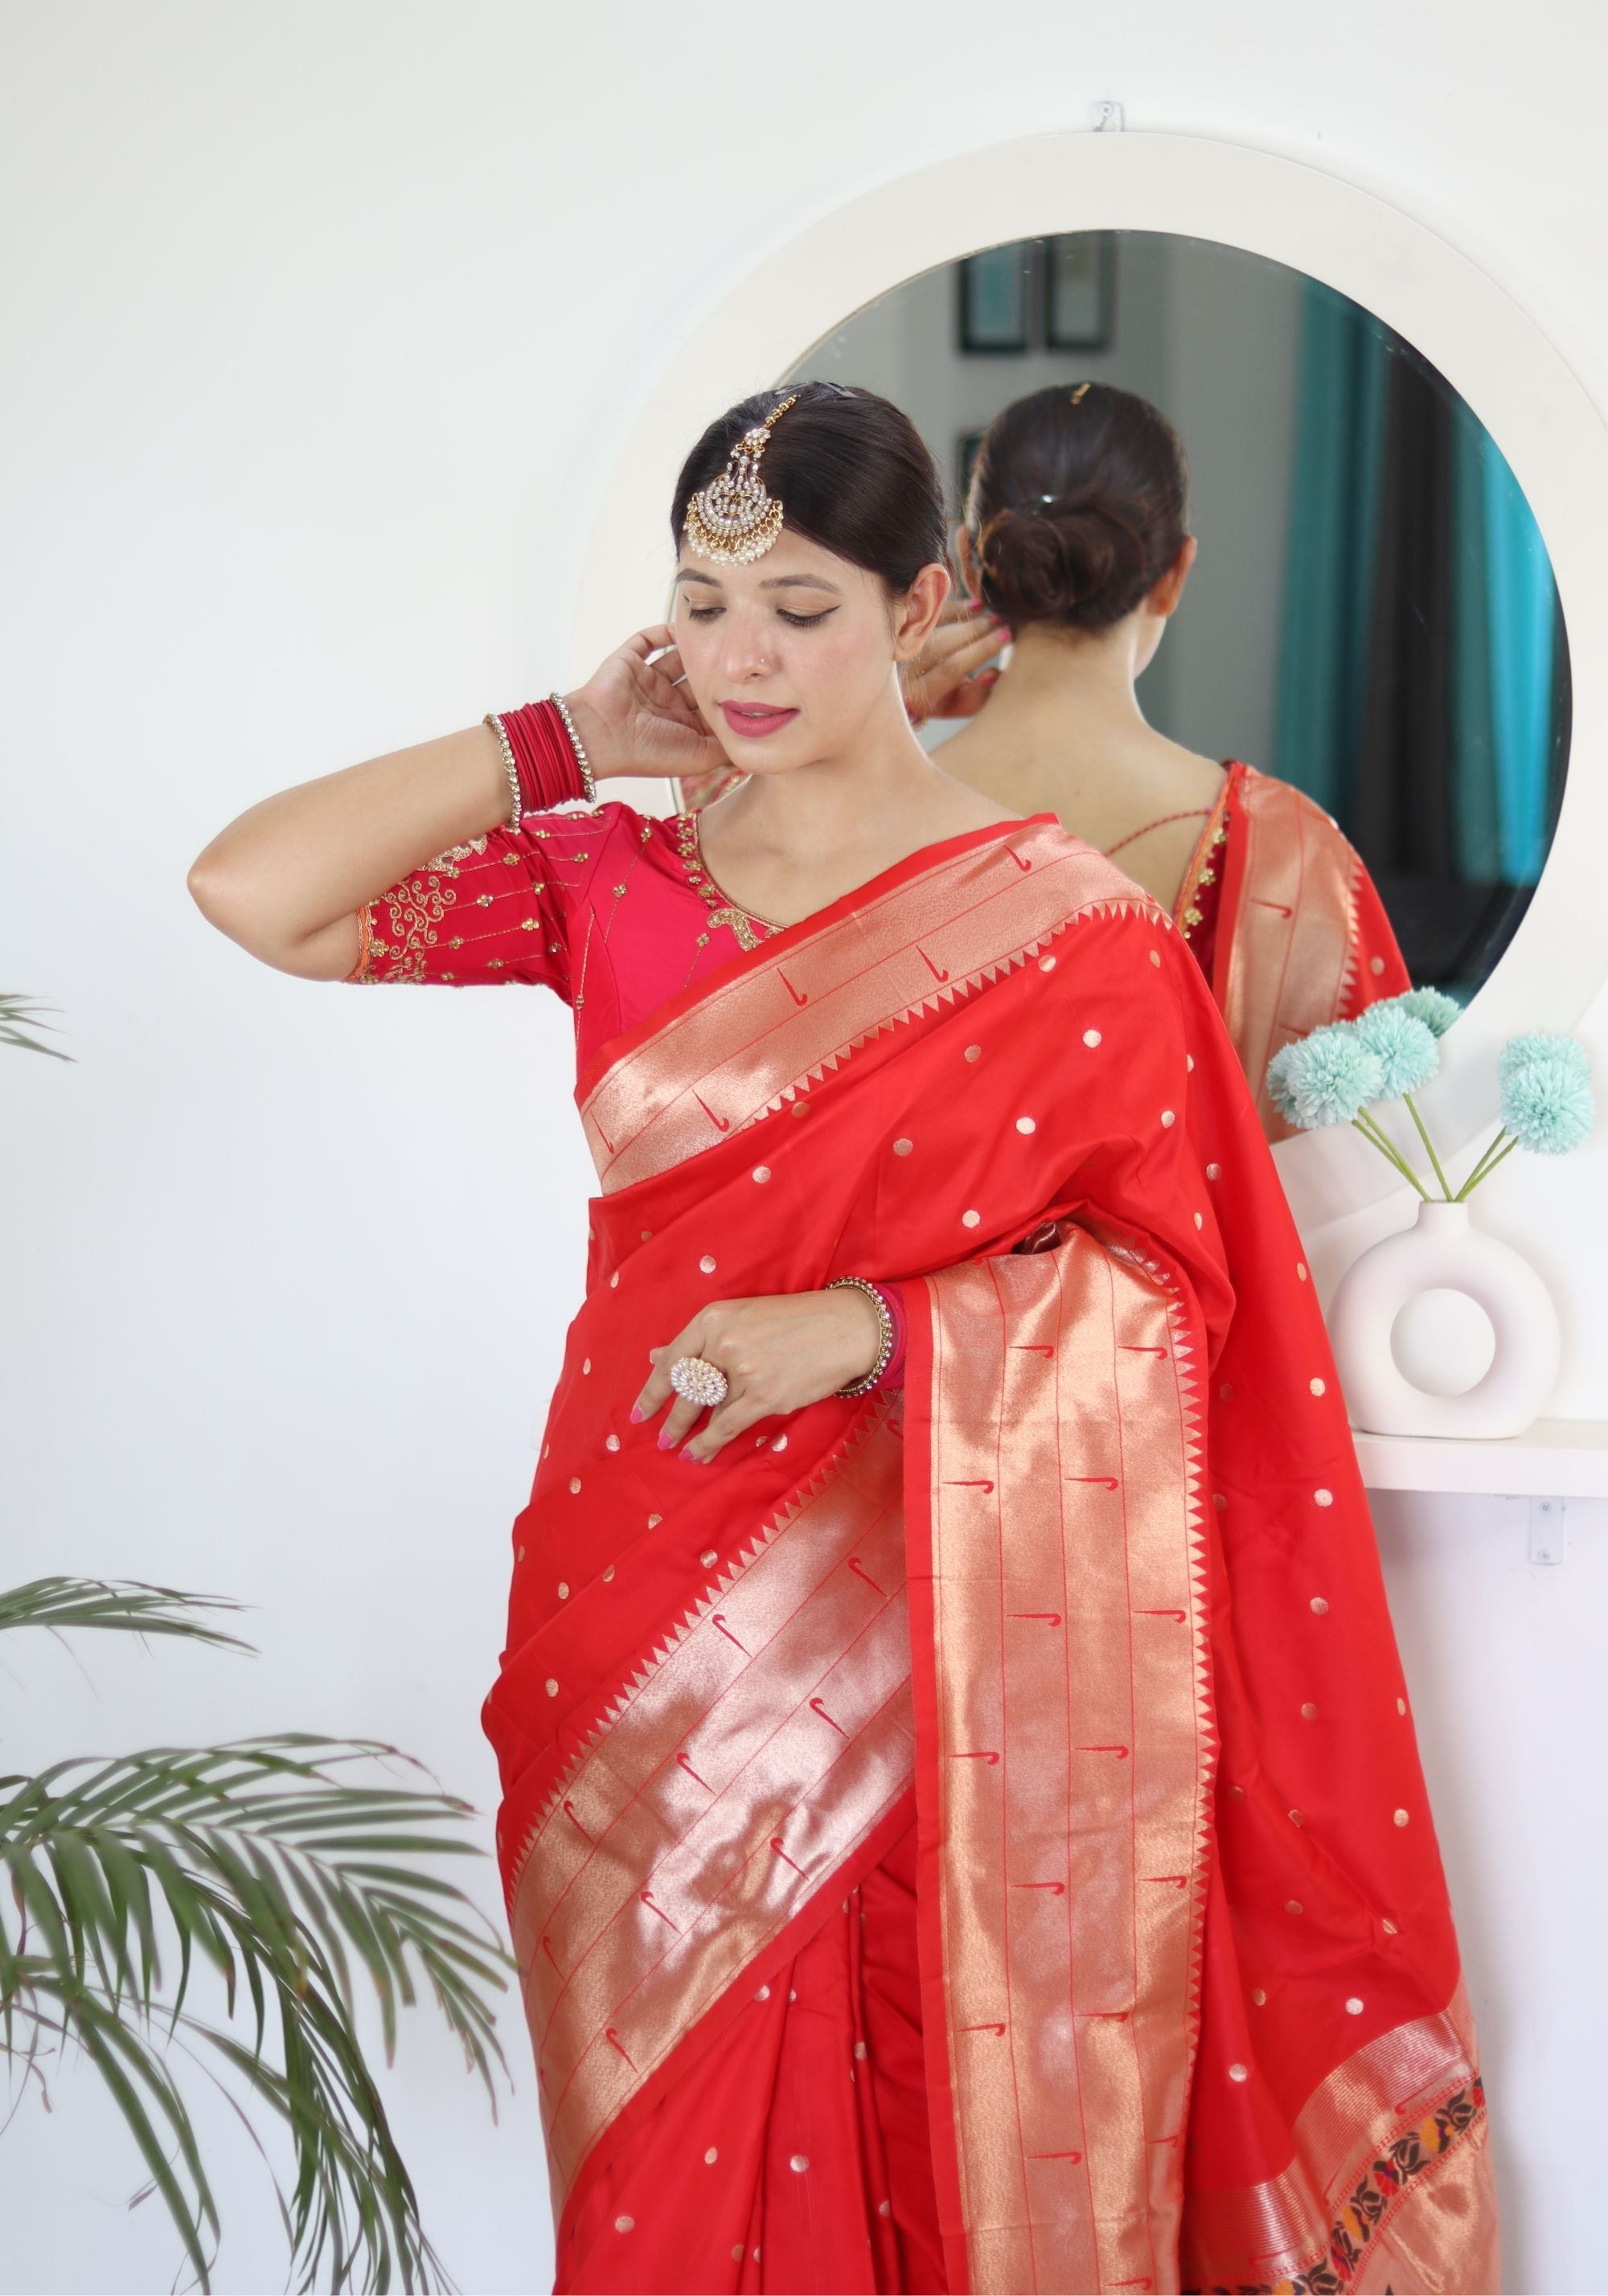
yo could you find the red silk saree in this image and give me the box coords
[1170,765,1410,1144]
[481,815,1495,2294]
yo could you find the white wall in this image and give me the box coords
[2,5,1605,2290]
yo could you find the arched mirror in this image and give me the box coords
[781,231,1569,1007]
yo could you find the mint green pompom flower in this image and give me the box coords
[1268,1025,1385,1130]
[1497,1038,1596,1154]
[1382,986,1462,1038]
[1352,1006,1440,1100]
[1496,1030,1590,1090]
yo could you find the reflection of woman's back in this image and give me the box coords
[930,382,1409,1141]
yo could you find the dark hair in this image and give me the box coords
[966,383,1190,630]
[671,381,949,590]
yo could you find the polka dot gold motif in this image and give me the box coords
[1220,1383,1233,1399]
[878,2200,892,2218]
[1212,1492,1227,1511]
[704,2146,719,2164]
[1228,2062,1248,2082]
[755,1983,770,2001]
[1225,1782,1245,1800]
[1082,1027,1101,1047]
[1311,1596,1329,1613]
[1286,1899,1303,1915]
[752,1166,771,1183]
[965,1044,982,1061]
[1206,1161,1221,1179]
[1397,1696,1407,1715]
[1301,1702,1318,1720]
[1370,953,1386,974]
[1160,1109,1175,1126]
[569,1476,582,1494]
[893,1138,913,1155]
[1288,1808,1306,1827]
[1314,1487,1334,1507]
[1038,954,1056,971]
[1382,1917,1399,1935]
[700,1549,718,1568]
[790,2154,810,2173]
[545,1678,559,1697]
[1193,1211,1204,1228]
[854,2040,868,2060]
[557,1581,569,1599]
[647,1513,662,1527]
[582,1357,591,1375]
[1149,949,1161,966]
[1015,1117,1036,1134]
[605,1433,621,1452]
[1310,1376,1326,1395]
[1296,1261,1308,1281]
[602,1563,616,1581]
[615,2214,634,2233]
[732,2246,745,2263]
[962,1209,981,1228]
[1393,1808,1410,1827]
[699,1254,717,1274]
[1251,1986,1266,2006]
[1346,1996,1364,2015]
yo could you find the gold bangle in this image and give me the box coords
[483,712,523,830]
[548,691,597,806]
[827,1276,895,1398]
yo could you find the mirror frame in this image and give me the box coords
[571,129,1605,1225]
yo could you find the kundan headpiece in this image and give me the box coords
[683,393,799,564]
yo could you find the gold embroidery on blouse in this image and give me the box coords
[674,813,777,952]
[356,866,461,982]
[1174,785,1233,943]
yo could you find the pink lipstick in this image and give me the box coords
[719,701,799,740]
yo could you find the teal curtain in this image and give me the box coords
[1273,278,1561,894]
[1270,285,1389,815]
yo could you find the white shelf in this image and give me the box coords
[1352,1419,1608,1499]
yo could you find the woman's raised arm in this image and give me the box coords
[187,628,726,979]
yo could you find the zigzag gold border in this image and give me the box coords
[507,1404,916,2218]
[579,822,1166,1192]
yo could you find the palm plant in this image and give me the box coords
[2,1578,511,2291]
[6,993,513,2287]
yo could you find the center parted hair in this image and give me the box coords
[966,382,1191,631]
[671,382,950,592]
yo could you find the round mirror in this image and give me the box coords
[786,230,1569,1006]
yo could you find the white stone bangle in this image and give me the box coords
[484,711,523,830]
[827,1277,896,1398]
[548,691,597,806]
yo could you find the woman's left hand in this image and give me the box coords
[633,1289,884,1462]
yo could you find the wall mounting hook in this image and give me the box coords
[1093,100,1125,133]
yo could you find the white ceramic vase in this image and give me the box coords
[1327,1198,1561,1438]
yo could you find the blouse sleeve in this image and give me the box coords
[346,818,580,996]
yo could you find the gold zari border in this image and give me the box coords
[1182,1978,1499,2294]
[579,822,1161,1193]
[509,1408,916,2220]
[923,1230,1212,2295]
[1220,770,1363,1145]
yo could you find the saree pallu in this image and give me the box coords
[482,818,1497,2294]
[1176,765,1411,1145]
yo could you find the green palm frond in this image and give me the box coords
[0,992,71,1059]
[1,1732,512,2290]
[0,1578,252,1650]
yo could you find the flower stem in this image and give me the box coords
[1352,1112,1431,1198]
[1454,1126,1508,1199]
[1455,1133,1520,1200]
[1402,1093,1454,1199]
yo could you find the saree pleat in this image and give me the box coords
[481,815,1495,2294]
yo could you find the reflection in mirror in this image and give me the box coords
[787,232,1569,1020]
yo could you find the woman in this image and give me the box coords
[904,382,1411,1143]
[190,383,1496,2294]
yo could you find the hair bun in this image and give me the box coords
[978,492,1150,630]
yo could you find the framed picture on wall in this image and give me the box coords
[1044,232,1116,350]
[958,243,1032,352]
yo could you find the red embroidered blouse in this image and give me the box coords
[349,803,783,1074]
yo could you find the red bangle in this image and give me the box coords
[494,700,588,814]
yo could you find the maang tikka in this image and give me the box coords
[683,394,800,565]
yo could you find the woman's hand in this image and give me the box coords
[564,624,729,782]
[632,1289,884,1462]
[900,597,1011,728]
